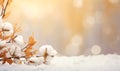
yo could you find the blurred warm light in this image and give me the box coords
[109,0,119,4]
[83,16,95,31]
[91,45,102,55]
[2,0,120,55]
[73,0,83,8]
[65,35,83,56]
[103,27,112,35]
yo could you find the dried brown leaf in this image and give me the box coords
[24,46,38,59]
[28,34,36,46]
[24,46,33,58]
[1,50,13,64]
[6,58,13,64]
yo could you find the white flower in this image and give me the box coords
[14,58,22,64]
[39,45,57,56]
[2,22,14,36]
[14,35,24,45]
[0,40,6,47]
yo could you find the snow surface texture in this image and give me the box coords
[0,54,120,71]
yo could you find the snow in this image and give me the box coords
[0,54,120,71]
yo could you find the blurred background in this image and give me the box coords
[3,0,120,55]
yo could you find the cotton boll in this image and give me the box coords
[5,43,23,57]
[14,58,22,64]
[45,56,54,64]
[0,40,6,47]
[3,29,13,36]
[28,56,44,65]
[49,50,57,56]
[3,22,13,31]
[14,35,24,45]
[2,22,14,36]
[6,43,16,54]
[39,45,57,56]
[14,47,23,57]
[6,44,23,57]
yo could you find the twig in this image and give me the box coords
[0,7,4,16]
[0,55,42,61]
[2,0,9,18]
[0,0,5,16]
[21,44,28,51]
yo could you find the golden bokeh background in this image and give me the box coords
[3,0,120,55]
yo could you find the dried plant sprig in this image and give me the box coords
[0,0,57,65]
[0,0,12,18]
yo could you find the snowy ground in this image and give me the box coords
[0,54,120,71]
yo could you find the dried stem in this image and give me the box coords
[2,0,9,18]
[0,0,10,18]
[0,55,42,61]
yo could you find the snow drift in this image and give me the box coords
[0,54,120,71]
